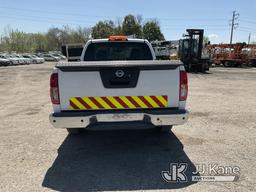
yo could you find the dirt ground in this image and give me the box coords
[0,63,255,192]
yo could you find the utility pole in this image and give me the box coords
[248,33,251,44]
[230,11,239,44]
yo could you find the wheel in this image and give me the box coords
[156,125,173,133]
[205,63,210,71]
[66,128,81,135]
[198,64,205,72]
[185,63,192,72]
[223,61,230,67]
[250,60,256,67]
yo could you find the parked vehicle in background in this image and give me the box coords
[208,43,247,67]
[0,54,19,65]
[14,54,32,64]
[50,36,189,134]
[23,55,37,63]
[9,55,25,65]
[0,58,11,66]
[51,53,66,60]
[243,45,256,67]
[32,55,45,63]
[23,54,45,64]
[43,54,61,62]
[151,40,178,60]
[35,53,44,58]
[61,43,84,61]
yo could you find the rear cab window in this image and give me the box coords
[84,42,153,61]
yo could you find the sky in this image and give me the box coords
[0,0,255,43]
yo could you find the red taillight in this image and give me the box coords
[50,73,60,104]
[179,71,188,101]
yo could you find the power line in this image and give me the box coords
[162,27,230,30]
[238,29,252,32]
[1,15,230,31]
[0,11,231,30]
[0,13,230,29]
[0,15,93,27]
[240,26,256,31]
[147,17,226,21]
[162,24,228,28]
[0,6,107,19]
[240,19,256,25]
[0,11,228,27]
[0,13,96,25]
[0,6,227,22]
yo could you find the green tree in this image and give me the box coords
[46,27,68,50]
[91,21,115,39]
[45,26,91,50]
[122,15,142,38]
[0,25,91,52]
[142,21,165,42]
[32,33,49,52]
[112,18,123,35]
[0,15,167,52]
[70,26,91,43]
[7,30,30,52]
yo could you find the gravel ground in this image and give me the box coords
[0,63,255,192]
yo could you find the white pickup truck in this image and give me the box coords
[49,36,189,134]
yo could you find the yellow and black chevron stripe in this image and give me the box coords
[69,95,168,110]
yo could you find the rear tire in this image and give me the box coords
[66,128,81,135]
[250,61,256,67]
[199,64,205,72]
[156,125,173,133]
[223,61,230,67]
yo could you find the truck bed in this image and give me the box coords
[55,60,184,112]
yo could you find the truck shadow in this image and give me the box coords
[42,126,198,191]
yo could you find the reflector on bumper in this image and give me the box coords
[69,95,168,110]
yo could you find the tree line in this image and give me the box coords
[0,14,165,53]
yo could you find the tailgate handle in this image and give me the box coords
[110,78,130,85]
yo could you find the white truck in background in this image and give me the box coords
[49,36,189,134]
[61,43,84,62]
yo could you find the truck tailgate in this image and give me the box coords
[56,60,182,111]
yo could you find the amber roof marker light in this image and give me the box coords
[108,36,128,41]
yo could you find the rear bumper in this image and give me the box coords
[49,108,189,128]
